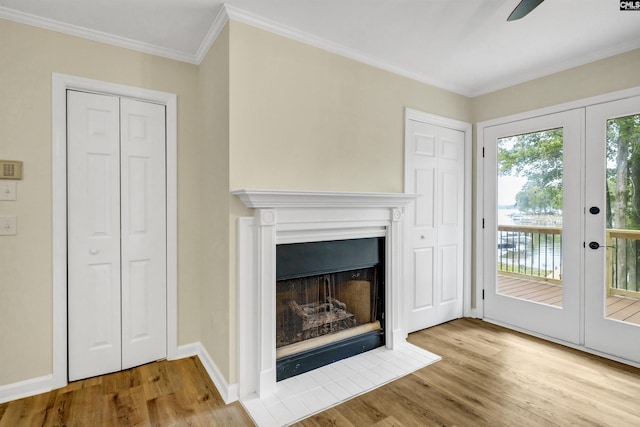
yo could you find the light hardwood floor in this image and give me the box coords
[0,357,252,426]
[298,319,640,426]
[2,319,640,426]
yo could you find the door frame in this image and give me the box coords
[403,108,473,323]
[476,85,640,355]
[51,73,178,388]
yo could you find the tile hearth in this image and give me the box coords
[240,343,440,426]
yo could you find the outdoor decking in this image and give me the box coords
[497,274,640,326]
[497,275,563,307]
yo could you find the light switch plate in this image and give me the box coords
[0,215,17,235]
[0,181,17,201]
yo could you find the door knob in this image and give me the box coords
[588,241,613,250]
[589,206,600,215]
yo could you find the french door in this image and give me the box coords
[585,96,640,364]
[67,90,167,381]
[483,109,583,344]
[485,96,640,364]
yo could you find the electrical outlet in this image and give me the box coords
[0,181,17,201]
[0,215,17,235]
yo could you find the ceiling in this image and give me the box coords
[1,0,639,96]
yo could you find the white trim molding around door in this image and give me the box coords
[51,73,178,391]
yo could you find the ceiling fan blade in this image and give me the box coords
[507,0,545,21]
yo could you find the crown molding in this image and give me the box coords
[0,6,200,64]
[3,4,638,96]
[0,2,464,92]
[470,38,640,97]
[194,5,230,63]
[221,4,469,96]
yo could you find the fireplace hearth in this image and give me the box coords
[275,238,384,380]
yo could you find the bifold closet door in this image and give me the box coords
[67,91,166,381]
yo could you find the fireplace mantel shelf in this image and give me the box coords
[232,189,419,209]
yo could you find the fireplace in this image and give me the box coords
[275,238,385,380]
[233,189,417,398]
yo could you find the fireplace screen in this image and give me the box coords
[275,237,385,380]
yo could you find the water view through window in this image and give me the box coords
[497,128,564,307]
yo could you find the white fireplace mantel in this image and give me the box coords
[232,189,419,209]
[234,189,418,399]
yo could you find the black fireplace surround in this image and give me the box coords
[275,237,385,381]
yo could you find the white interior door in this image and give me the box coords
[68,91,122,380]
[68,91,166,381]
[585,96,640,364]
[405,119,465,332]
[119,98,167,369]
[483,109,583,344]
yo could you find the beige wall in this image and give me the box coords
[0,19,201,386]
[228,22,471,194]
[198,24,234,382]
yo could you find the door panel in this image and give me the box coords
[406,120,465,332]
[585,96,640,363]
[441,245,458,302]
[68,91,122,381]
[483,109,582,344]
[414,248,434,308]
[120,98,167,369]
[415,169,435,227]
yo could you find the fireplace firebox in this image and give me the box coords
[275,237,385,381]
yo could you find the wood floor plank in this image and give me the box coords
[294,407,355,427]
[370,416,406,427]
[608,300,640,320]
[623,310,640,324]
[498,281,564,307]
[607,297,638,314]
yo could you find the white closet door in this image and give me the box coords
[68,91,122,380]
[120,98,167,369]
[68,92,167,381]
[405,120,465,332]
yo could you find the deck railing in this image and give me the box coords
[498,225,562,285]
[607,229,640,297]
[498,225,640,297]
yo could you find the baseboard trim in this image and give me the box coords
[0,343,238,406]
[0,374,55,404]
[176,342,239,404]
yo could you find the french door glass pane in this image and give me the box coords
[605,113,640,325]
[497,128,563,307]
